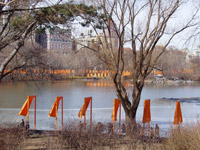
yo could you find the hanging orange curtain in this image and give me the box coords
[78,97,91,119]
[18,96,35,116]
[112,99,121,121]
[48,97,62,117]
[142,99,151,123]
[174,101,183,125]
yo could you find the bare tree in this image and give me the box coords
[0,0,45,82]
[74,0,197,121]
[0,42,47,80]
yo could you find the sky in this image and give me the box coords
[167,0,200,50]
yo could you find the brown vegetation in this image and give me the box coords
[3,121,200,150]
[0,121,164,150]
[163,123,200,150]
[0,125,26,150]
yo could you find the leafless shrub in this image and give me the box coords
[0,121,164,150]
[59,121,116,149]
[0,124,26,150]
[48,121,163,150]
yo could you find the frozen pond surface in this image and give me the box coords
[0,80,200,135]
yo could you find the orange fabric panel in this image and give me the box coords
[78,97,92,119]
[48,97,62,117]
[174,101,183,125]
[112,99,121,121]
[156,70,163,75]
[18,96,35,116]
[142,99,151,123]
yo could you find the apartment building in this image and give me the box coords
[35,27,72,53]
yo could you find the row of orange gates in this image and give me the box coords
[18,96,183,134]
[4,69,131,78]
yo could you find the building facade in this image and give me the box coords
[35,28,72,53]
[183,48,200,62]
[75,31,117,51]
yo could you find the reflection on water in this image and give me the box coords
[0,80,200,133]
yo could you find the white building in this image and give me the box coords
[75,31,117,51]
[184,48,200,61]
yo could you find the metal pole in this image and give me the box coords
[142,123,145,136]
[61,97,63,132]
[34,96,36,130]
[55,99,57,132]
[90,97,92,134]
[84,98,86,130]
[148,122,150,137]
[27,96,29,122]
[119,103,121,135]
[113,121,115,133]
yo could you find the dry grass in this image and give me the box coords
[3,121,200,150]
[162,123,200,150]
[49,121,163,150]
[0,122,164,150]
[0,124,26,150]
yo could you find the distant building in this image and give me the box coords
[35,27,72,53]
[183,48,200,62]
[75,30,117,51]
[75,19,118,51]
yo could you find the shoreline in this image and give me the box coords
[1,77,199,85]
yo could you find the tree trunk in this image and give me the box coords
[114,77,144,122]
[125,81,144,133]
[131,82,144,120]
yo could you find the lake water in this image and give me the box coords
[0,80,200,135]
